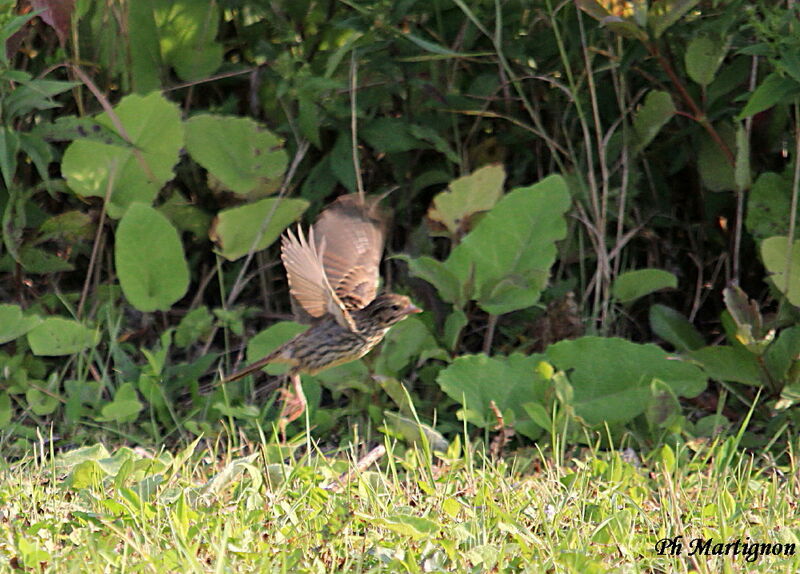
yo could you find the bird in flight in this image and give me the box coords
[223,194,421,432]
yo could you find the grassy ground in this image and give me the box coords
[1,427,799,573]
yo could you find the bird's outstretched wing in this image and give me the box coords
[312,194,388,311]
[281,225,354,330]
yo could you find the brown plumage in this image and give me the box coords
[223,194,420,430]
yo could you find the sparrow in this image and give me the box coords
[223,193,421,431]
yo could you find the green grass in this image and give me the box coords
[1,429,800,573]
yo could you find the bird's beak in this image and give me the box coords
[404,303,422,315]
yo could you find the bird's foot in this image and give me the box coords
[277,374,307,440]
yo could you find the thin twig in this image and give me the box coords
[350,50,365,201]
[77,161,117,319]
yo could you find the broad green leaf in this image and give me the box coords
[400,254,462,305]
[39,211,95,242]
[447,174,571,315]
[26,388,59,416]
[128,0,163,93]
[546,337,706,425]
[17,245,74,273]
[746,171,795,241]
[62,92,183,218]
[154,0,223,82]
[298,94,321,148]
[0,304,41,344]
[214,197,308,261]
[690,346,762,386]
[649,304,705,351]
[27,317,98,356]
[30,115,132,146]
[692,414,730,436]
[685,36,727,87]
[98,383,143,423]
[115,203,190,312]
[443,308,468,351]
[185,115,287,195]
[158,193,212,239]
[375,317,440,377]
[739,73,800,120]
[697,123,736,191]
[436,353,547,440]
[427,164,505,237]
[361,118,421,153]
[633,91,675,152]
[55,444,112,470]
[765,326,800,384]
[760,236,800,306]
[612,268,677,303]
[330,133,356,191]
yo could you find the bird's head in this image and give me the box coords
[365,293,422,327]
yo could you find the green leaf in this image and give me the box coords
[361,118,422,153]
[0,127,20,189]
[649,304,705,351]
[447,174,571,315]
[400,254,462,305]
[128,0,162,93]
[185,115,288,195]
[175,306,214,348]
[650,0,701,39]
[62,92,184,218]
[746,171,795,242]
[685,36,727,87]
[155,0,223,82]
[98,383,143,423]
[214,197,308,261]
[739,73,800,120]
[633,91,675,152]
[364,513,440,539]
[612,268,677,303]
[0,304,41,344]
[612,269,678,303]
[27,317,98,356]
[760,236,800,306]
[436,353,547,440]
[546,337,707,425]
[381,411,449,452]
[427,164,505,237]
[697,123,736,191]
[330,133,356,191]
[0,392,11,429]
[115,203,190,312]
[690,346,763,386]
[26,388,59,416]
[375,317,440,377]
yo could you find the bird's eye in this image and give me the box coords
[391,304,400,311]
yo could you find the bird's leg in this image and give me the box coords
[277,373,307,439]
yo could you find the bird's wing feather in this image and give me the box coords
[281,226,354,330]
[312,194,388,310]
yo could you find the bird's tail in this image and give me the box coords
[222,346,293,384]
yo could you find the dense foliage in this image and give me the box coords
[2,0,800,455]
